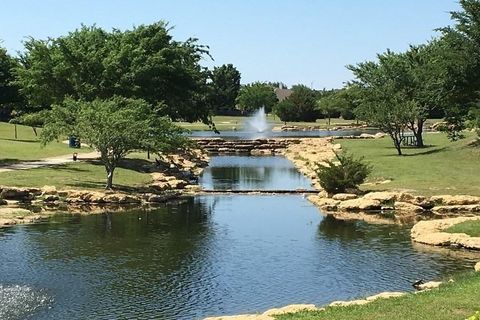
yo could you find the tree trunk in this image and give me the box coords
[328,116,331,126]
[32,127,38,136]
[415,119,424,147]
[390,132,403,156]
[106,167,115,189]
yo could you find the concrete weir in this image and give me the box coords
[194,138,301,155]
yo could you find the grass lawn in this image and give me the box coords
[276,272,480,320]
[176,115,358,131]
[0,122,92,164]
[446,221,480,237]
[338,132,480,196]
[0,161,152,190]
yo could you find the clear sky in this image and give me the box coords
[0,0,461,89]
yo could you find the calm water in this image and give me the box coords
[199,156,314,191]
[0,157,479,320]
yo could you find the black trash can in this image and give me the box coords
[68,137,81,148]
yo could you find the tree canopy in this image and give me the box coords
[235,82,278,114]
[274,85,318,122]
[208,64,241,115]
[0,46,23,120]
[15,22,212,123]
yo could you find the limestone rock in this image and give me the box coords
[0,187,34,201]
[41,186,57,196]
[394,201,424,213]
[0,198,7,205]
[0,208,32,217]
[365,292,406,301]
[307,196,340,211]
[338,198,382,211]
[418,281,442,291]
[262,304,318,316]
[363,192,397,203]
[332,193,357,201]
[150,182,172,192]
[432,205,480,214]
[43,195,59,202]
[430,195,480,206]
[329,299,370,307]
[168,179,188,190]
[475,262,480,272]
[102,194,141,204]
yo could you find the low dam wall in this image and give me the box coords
[194,138,301,155]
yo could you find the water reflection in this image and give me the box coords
[199,156,314,190]
[1,196,479,320]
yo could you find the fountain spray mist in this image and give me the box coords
[246,107,270,133]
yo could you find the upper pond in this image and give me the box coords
[0,155,479,320]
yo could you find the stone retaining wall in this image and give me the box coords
[194,138,301,155]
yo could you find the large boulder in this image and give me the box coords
[338,198,382,211]
[41,186,58,196]
[102,193,141,204]
[332,193,357,201]
[430,195,480,206]
[307,196,340,211]
[0,187,35,201]
[432,205,480,214]
[475,262,480,272]
[363,192,398,203]
[394,201,424,213]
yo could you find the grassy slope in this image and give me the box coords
[447,221,480,237]
[276,272,480,320]
[338,133,480,196]
[0,161,152,190]
[0,122,91,163]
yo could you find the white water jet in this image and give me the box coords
[246,107,270,133]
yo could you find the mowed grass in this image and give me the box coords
[276,272,480,320]
[0,161,152,190]
[176,115,358,131]
[446,220,480,237]
[338,132,480,196]
[0,122,91,164]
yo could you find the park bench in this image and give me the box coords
[401,133,418,146]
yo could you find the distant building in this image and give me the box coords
[274,88,293,102]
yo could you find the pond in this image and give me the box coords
[0,156,479,320]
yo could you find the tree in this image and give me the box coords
[273,99,296,122]
[348,51,420,155]
[285,85,319,121]
[15,22,213,124]
[41,97,188,189]
[236,82,278,114]
[0,46,23,121]
[316,93,342,125]
[208,64,241,115]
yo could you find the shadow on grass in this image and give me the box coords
[401,146,447,157]
[86,158,154,173]
[0,138,40,143]
[48,164,91,172]
[0,159,36,166]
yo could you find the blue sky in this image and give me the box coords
[0,0,461,89]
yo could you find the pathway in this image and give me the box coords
[0,151,100,173]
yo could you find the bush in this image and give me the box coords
[314,151,371,194]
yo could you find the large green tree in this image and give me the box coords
[41,97,188,189]
[349,51,420,155]
[0,46,23,120]
[15,22,212,124]
[236,82,278,113]
[208,64,241,115]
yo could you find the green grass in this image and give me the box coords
[0,160,152,190]
[338,133,480,196]
[0,122,92,164]
[276,272,480,320]
[446,220,480,237]
[175,115,359,131]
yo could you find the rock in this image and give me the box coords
[363,192,398,203]
[417,281,442,291]
[0,187,34,201]
[394,201,424,213]
[307,196,340,211]
[365,292,406,301]
[332,193,357,201]
[43,195,59,202]
[475,262,480,272]
[374,132,386,139]
[0,218,17,226]
[41,185,57,196]
[432,204,480,214]
[0,208,32,217]
[262,304,318,316]
[359,133,375,139]
[150,182,172,192]
[102,193,141,204]
[430,195,480,206]
[168,179,188,190]
[329,299,370,307]
[338,198,382,211]
[0,199,7,205]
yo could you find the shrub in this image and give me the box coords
[466,311,480,320]
[314,151,371,194]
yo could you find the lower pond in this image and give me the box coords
[0,156,479,320]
